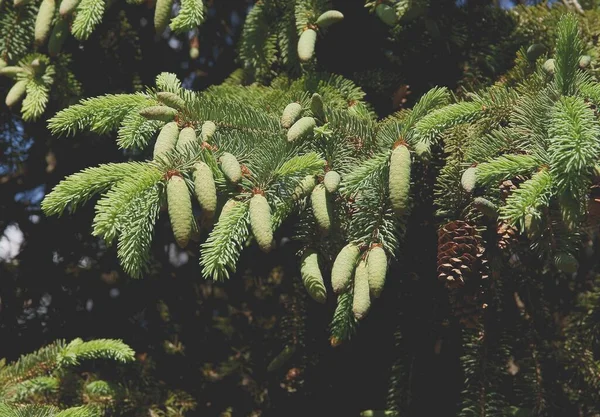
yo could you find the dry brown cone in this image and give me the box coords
[499,179,517,201]
[437,220,485,289]
[497,221,518,252]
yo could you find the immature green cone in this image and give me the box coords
[176,127,197,152]
[300,250,327,303]
[249,194,273,253]
[388,144,411,215]
[5,80,28,108]
[360,411,396,417]
[526,43,545,61]
[193,162,217,218]
[311,184,332,233]
[154,0,174,33]
[543,58,555,75]
[315,10,344,29]
[287,116,316,142]
[35,0,56,46]
[554,252,578,274]
[220,152,242,183]
[324,171,341,193]
[414,141,430,157]
[48,18,69,56]
[376,4,397,27]
[524,213,541,240]
[579,55,592,68]
[473,197,498,218]
[220,199,238,218]
[267,345,296,372]
[167,175,192,249]
[153,122,179,159]
[310,93,325,121]
[353,260,370,320]
[14,0,33,6]
[157,92,185,111]
[367,246,387,298]
[201,121,217,141]
[298,28,317,62]
[292,175,316,200]
[332,243,360,294]
[281,102,302,129]
[59,0,80,16]
[461,166,477,193]
[189,47,199,59]
[0,66,24,78]
[139,105,177,122]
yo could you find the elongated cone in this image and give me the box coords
[310,93,325,121]
[167,175,192,248]
[281,102,302,129]
[292,175,316,200]
[139,106,177,122]
[157,92,185,111]
[153,122,179,159]
[353,260,371,320]
[35,0,56,46]
[324,171,341,193]
[287,116,316,142]
[376,4,397,26]
[154,0,174,34]
[473,197,498,218]
[267,345,296,372]
[220,152,242,183]
[367,246,387,298]
[176,127,197,152]
[201,121,217,141]
[331,243,360,293]
[249,194,273,253]
[298,28,317,62]
[461,166,477,193]
[193,162,217,218]
[315,10,344,29]
[300,250,327,303]
[0,67,24,78]
[48,18,69,56]
[389,144,411,215]
[311,184,332,233]
[59,0,80,16]
[220,199,238,219]
[526,43,545,61]
[5,80,28,107]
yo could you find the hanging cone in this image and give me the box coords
[437,220,484,289]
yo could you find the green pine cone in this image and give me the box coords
[315,10,344,29]
[367,246,387,298]
[267,345,296,372]
[376,4,397,27]
[14,0,34,6]
[311,184,332,233]
[310,93,325,121]
[524,213,541,240]
[220,152,242,183]
[298,28,317,62]
[353,259,371,320]
[176,127,197,152]
[461,166,477,193]
[554,253,578,274]
[59,0,80,16]
[48,18,69,56]
[287,116,316,142]
[526,43,545,61]
[0,66,24,78]
[157,92,185,111]
[414,141,431,157]
[473,197,498,218]
[154,0,174,33]
[139,105,178,122]
[35,0,56,46]
[360,411,397,417]
[332,243,360,294]
[543,58,555,75]
[201,121,217,141]
[281,102,302,129]
[388,145,411,215]
[301,250,327,303]
[153,122,179,159]
[249,194,273,253]
[193,162,217,218]
[167,175,193,249]
[324,170,341,193]
[5,80,28,108]
[220,199,238,219]
[292,175,316,200]
[579,55,592,68]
